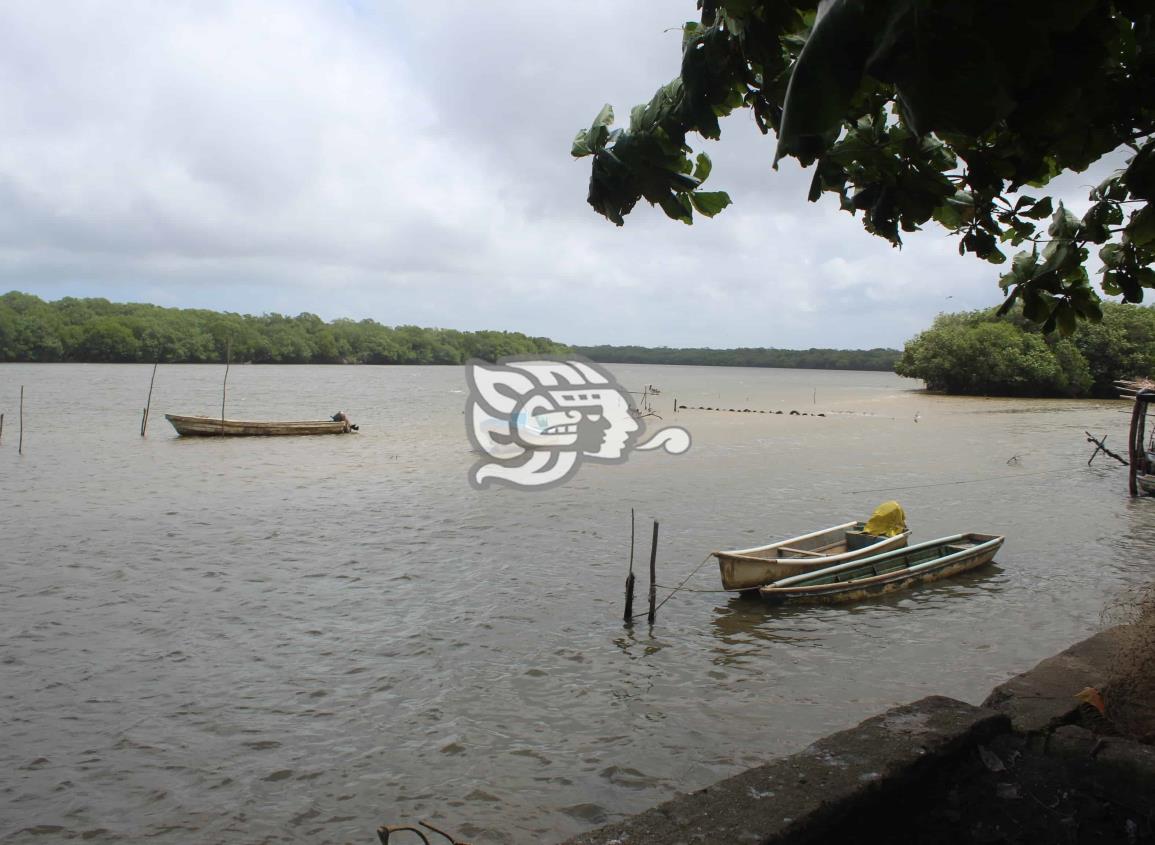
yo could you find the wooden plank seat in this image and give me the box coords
[777,546,826,557]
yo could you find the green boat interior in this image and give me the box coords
[801,540,981,586]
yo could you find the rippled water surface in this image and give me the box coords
[2,363,1154,844]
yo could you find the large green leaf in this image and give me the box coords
[689,190,732,217]
[774,0,872,165]
[572,105,616,158]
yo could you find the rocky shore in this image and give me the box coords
[558,626,1154,844]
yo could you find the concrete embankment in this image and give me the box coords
[559,626,1154,844]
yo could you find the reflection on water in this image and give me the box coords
[711,563,1008,650]
[1,363,1153,845]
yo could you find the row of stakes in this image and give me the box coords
[680,403,825,417]
[623,509,660,626]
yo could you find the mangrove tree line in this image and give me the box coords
[0,292,568,364]
[574,345,897,371]
[894,303,1155,397]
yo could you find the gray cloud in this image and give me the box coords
[0,1,1128,348]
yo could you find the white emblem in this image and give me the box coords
[465,357,690,489]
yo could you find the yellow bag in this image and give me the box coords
[864,501,907,537]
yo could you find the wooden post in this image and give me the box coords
[647,520,659,625]
[18,385,24,455]
[623,508,636,625]
[1128,392,1150,496]
[141,361,158,436]
[0,412,4,444]
[220,339,231,428]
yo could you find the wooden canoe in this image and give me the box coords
[714,521,911,591]
[165,414,354,437]
[758,533,1004,605]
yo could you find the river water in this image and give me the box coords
[2,363,1153,844]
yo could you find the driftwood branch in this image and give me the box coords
[1085,431,1128,466]
[377,820,471,845]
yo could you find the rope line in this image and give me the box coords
[629,553,715,619]
[842,463,1119,495]
[654,583,732,593]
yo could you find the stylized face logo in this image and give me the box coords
[466,357,689,489]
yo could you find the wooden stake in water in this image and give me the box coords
[220,339,231,429]
[0,412,4,444]
[647,520,659,625]
[141,361,158,436]
[19,385,24,455]
[623,508,636,625]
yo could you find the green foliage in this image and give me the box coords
[574,344,898,371]
[894,302,1155,396]
[0,292,569,365]
[574,1,1155,330]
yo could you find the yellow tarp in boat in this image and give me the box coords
[864,501,907,537]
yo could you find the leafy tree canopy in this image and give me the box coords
[573,1,1155,334]
[894,301,1155,396]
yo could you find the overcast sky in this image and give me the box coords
[0,1,1125,349]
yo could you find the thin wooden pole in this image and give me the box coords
[220,339,231,428]
[19,385,24,455]
[0,412,4,444]
[626,514,637,617]
[1128,393,1148,496]
[141,361,158,436]
[647,520,659,625]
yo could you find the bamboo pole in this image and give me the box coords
[647,520,659,625]
[18,385,24,454]
[141,361,158,436]
[623,509,636,625]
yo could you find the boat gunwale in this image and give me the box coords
[716,530,910,568]
[713,521,861,559]
[760,533,1003,596]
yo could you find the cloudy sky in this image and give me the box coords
[0,1,1123,349]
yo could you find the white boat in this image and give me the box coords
[714,520,910,592]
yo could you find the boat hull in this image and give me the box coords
[759,533,1003,605]
[165,414,352,437]
[714,522,910,591]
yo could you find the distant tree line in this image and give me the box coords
[894,303,1155,398]
[0,292,568,364]
[573,345,899,371]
